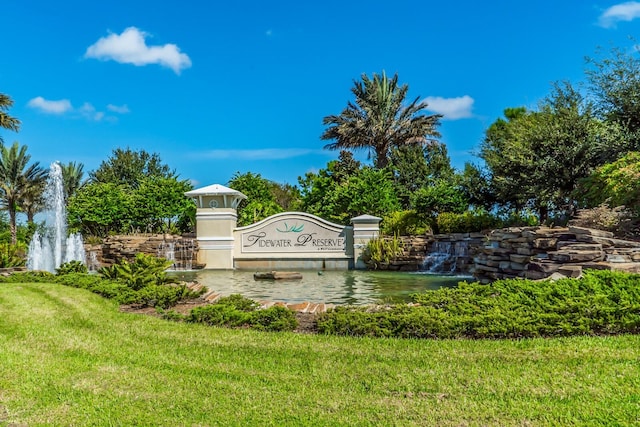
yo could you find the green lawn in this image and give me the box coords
[0,283,638,426]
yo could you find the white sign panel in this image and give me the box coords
[241,217,346,253]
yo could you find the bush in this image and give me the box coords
[436,210,501,233]
[362,235,404,269]
[0,243,27,268]
[0,270,55,283]
[317,270,640,339]
[187,294,298,332]
[569,204,636,238]
[381,210,431,235]
[56,260,88,275]
[98,253,176,290]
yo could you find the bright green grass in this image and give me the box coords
[1,283,639,426]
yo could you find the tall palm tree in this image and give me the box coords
[0,93,21,142]
[20,179,46,225]
[321,72,442,169]
[0,142,47,244]
[60,161,85,202]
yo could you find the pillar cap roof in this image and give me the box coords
[185,184,247,199]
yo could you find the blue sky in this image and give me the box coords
[2,1,640,188]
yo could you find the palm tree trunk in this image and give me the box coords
[9,205,17,245]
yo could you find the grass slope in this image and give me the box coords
[0,282,639,426]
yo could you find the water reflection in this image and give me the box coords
[169,270,472,305]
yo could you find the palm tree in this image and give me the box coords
[321,71,442,169]
[60,161,85,202]
[0,142,47,244]
[0,93,21,142]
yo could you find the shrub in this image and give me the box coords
[56,260,88,275]
[569,204,636,238]
[362,235,404,269]
[317,270,640,339]
[381,210,431,235]
[0,243,27,268]
[0,270,55,283]
[436,210,500,233]
[187,294,298,332]
[98,253,177,290]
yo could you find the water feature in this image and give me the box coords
[27,162,86,272]
[170,269,472,305]
[421,241,469,273]
[158,238,196,270]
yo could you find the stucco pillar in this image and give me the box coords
[185,184,246,269]
[351,214,382,270]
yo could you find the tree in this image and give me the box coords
[0,93,20,142]
[299,159,399,224]
[90,148,175,188]
[321,71,442,169]
[228,172,283,226]
[0,142,47,244]
[480,83,623,222]
[60,161,86,202]
[133,176,194,233]
[577,151,640,214]
[586,45,640,142]
[389,143,454,209]
[67,182,134,236]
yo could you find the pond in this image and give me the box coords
[169,270,473,305]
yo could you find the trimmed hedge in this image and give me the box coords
[187,294,298,332]
[317,270,640,339]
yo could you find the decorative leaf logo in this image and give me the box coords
[277,222,304,233]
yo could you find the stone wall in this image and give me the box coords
[85,234,200,270]
[473,226,640,283]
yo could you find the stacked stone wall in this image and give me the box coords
[85,234,200,270]
[474,226,640,283]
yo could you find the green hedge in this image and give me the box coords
[317,270,640,339]
[187,294,298,332]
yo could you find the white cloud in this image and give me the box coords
[28,97,122,121]
[107,104,130,114]
[200,148,326,160]
[84,27,192,74]
[423,95,474,120]
[598,2,640,28]
[27,97,73,114]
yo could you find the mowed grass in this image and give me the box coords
[0,283,639,426]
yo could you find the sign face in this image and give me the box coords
[241,217,346,253]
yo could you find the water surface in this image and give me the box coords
[170,270,472,305]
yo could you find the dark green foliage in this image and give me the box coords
[435,210,501,233]
[317,270,640,339]
[55,260,88,275]
[98,253,176,290]
[90,148,175,188]
[381,210,430,235]
[187,294,298,332]
[577,151,640,215]
[0,242,26,267]
[321,71,441,169]
[299,161,400,224]
[411,180,469,218]
[69,149,193,236]
[67,182,134,236]
[228,172,284,226]
[0,270,55,283]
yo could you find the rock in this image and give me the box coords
[568,226,614,238]
[253,271,303,280]
[557,265,582,278]
[547,250,604,263]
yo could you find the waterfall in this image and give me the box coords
[158,238,196,270]
[27,162,86,272]
[422,240,469,273]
